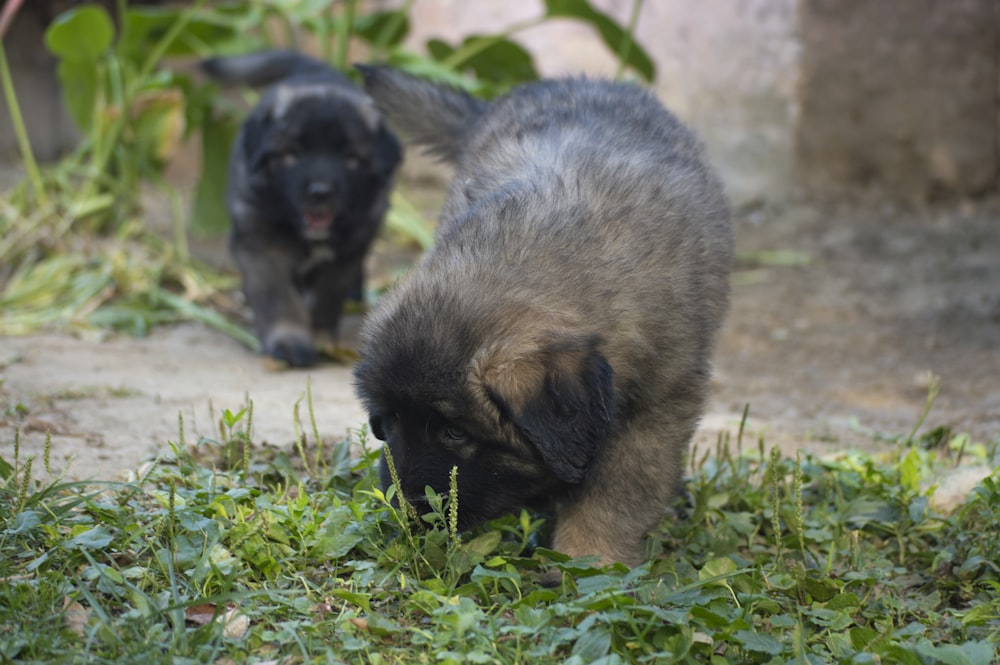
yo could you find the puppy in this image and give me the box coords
[353,67,733,566]
[202,50,401,366]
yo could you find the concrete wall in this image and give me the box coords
[797,0,999,199]
[394,0,800,203]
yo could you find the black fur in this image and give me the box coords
[203,51,402,366]
[498,337,616,484]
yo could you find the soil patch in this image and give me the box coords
[2,195,998,500]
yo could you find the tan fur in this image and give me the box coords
[353,68,733,566]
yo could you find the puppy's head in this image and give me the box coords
[354,309,616,527]
[243,83,401,240]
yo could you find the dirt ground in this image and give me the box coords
[1,188,998,507]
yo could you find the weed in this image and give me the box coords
[1,399,997,663]
[1,0,655,346]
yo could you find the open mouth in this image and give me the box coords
[303,208,335,239]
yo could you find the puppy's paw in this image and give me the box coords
[264,324,316,367]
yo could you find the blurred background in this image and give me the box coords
[1,1,998,482]
[3,0,996,202]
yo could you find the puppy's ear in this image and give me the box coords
[243,112,275,174]
[475,334,616,484]
[373,122,402,181]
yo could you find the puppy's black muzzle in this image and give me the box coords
[305,180,338,207]
[301,179,342,238]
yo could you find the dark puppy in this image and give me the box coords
[353,67,733,566]
[202,50,401,366]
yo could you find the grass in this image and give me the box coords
[1,396,998,664]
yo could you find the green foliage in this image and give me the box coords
[543,0,654,81]
[2,402,998,663]
[2,0,655,343]
[0,0,247,343]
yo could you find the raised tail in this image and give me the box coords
[200,49,338,88]
[355,65,488,164]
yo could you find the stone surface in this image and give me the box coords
[797,0,999,199]
[395,0,800,203]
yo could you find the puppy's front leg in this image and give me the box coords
[550,412,695,568]
[308,257,365,346]
[232,237,315,367]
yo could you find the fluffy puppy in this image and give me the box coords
[202,50,401,366]
[353,67,733,566]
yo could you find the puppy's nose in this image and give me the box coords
[306,181,335,203]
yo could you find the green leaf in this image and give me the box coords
[572,628,612,661]
[915,641,996,665]
[0,455,13,481]
[363,612,401,637]
[733,630,782,655]
[430,36,539,88]
[353,10,410,48]
[121,7,238,61]
[54,58,100,133]
[845,497,899,528]
[7,510,41,535]
[850,626,878,650]
[470,565,520,587]
[45,5,115,60]
[699,556,738,581]
[898,447,923,492]
[542,0,655,82]
[330,589,371,613]
[802,575,840,603]
[690,605,736,629]
[385,50,488,94]
[461,530,502,558]
[67,525,114,550]
[314,507,365,558]
[826,592,860,611]
[960,603,999,627]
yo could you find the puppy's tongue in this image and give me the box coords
[305,210,334,231]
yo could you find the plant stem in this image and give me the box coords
[80,0,206,205]
[441,16,546,70]
[372,0,413,57]
[614,0,644,81]
[334,0,356,71]
[904,374,939,446]
[0,43,48,207]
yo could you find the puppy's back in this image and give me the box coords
[361,70,733,384]
[355,70,735,565]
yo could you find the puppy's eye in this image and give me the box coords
[443,425,467,443]
[267,152,297,170]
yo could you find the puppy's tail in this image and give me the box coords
[201,49,336,88]
[355,64,487,163]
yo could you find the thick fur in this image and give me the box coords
[353,67,733,566]
[203,51,401,366]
